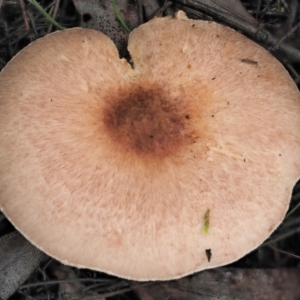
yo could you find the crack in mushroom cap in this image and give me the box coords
[0,12,300,280]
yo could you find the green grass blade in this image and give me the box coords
[111,0,131,33]
[27,0,65,30]
[285,200,300,218]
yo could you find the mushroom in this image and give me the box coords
[0,12,300,281]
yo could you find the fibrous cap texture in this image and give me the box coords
[0,13,300,280]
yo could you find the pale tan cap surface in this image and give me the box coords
[0,13,300,280]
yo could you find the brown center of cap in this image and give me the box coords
[102,84,205,160]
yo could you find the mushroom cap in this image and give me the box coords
[0,13,300,281]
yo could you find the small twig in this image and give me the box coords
[281,0,290,11]
[84,287,133,299]
[82,283,150,300]
[269,245,300,260]
[47,0,61,33]
[52,0,61,21]
[282,215,300,228]
[83,280,128,293]
[20,278,116,289]
[19,0,30,31]
[286,0,298,30]
[270,22,300,50]
[258,0,272,23]
[155,0,173,17]
[26,10,39,37]
[41,257,53,272]
[262,226,300,246]
[27,0,64,30]
[47,6,55,28]
[4,21,13,58]
[255,0,262,20]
